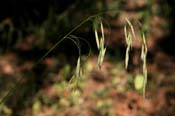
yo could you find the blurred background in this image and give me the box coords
[0,0,175,116]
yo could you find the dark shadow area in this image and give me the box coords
[158,0,175,56]
[0,0,75,25]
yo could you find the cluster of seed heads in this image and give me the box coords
[124,18,148,97]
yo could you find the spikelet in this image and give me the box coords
[124,18,134,69]
[93,19,106,69]
[141,32,148,98]
[69,57,82,90]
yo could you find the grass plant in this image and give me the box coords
[0,10,149,107]
[124,18,148,97]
